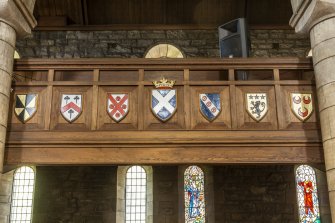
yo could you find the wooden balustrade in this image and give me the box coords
[5,58,323,166]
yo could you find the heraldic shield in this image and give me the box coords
[151,78,177,122]
[60,94,82,123]
[107,93,129,122]
[199,93,221,121]
[246,93,268,122]
[14,94,38,123]
[290,93,313,121]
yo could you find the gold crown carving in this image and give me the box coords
[153,78,176,89]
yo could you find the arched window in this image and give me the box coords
[10,166,35,223]
[145,44,184,58]
[184,166,205,223]
[125,166,147,223]
[295,165,321,223]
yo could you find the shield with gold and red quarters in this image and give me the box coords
[290,93,313,122]
[107,93,129,122]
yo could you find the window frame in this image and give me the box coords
[295,164,321,223]
[116,165,153,223]
[9,166,36,223]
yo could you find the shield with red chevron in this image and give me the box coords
[107,93,129,122]
[60,94,83,123]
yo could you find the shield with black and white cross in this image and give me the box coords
[60,94,83,123]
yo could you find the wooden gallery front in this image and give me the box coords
[1,0,334,222]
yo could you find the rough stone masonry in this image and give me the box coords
[16,29,311,58]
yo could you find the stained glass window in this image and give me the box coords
[184,166,205,223]
[10,166,35,223]
[125,166,147,223]
[296,165,321,223]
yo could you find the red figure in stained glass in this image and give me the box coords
[298,180,314,215]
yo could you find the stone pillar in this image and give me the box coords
[0,0,37,173]
[290,0,335,221]
[0,22,15,174]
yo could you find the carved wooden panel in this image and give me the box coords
[9,86,48,131]
[50,86,93,130]
[143,86,185,130]
[97,86,138,130]
[279,85,319,130]
[190,86,231,130]
[235,86,278,130]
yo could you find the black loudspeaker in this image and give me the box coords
[218,18,249,58]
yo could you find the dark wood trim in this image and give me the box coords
[6,130,322,145]
[32,24,293,31]
[5,146,323,165]
[14,58,313,70]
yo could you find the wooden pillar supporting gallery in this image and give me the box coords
[0,0,37,173]
[290,0,335,221]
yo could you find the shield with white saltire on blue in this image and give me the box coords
[151,89,177,122]
[199,93,221,121]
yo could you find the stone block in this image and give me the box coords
[324,140,335,171]
[0,22,16,46]
[108,31,127,39]
[0,215,8,223]
[191,40,206,46]
[319,106,335,141]
[327,169,335,191]
[141,31,166,39]
[166,30,187,39]
[127,30,141,39]
[76,31,94,40]
[0,70,11,98]
[0,41,14,72]
[317,83,335,111]
[65,31,76,39]
[310,17,335,47]
[0,203,10,216]
[94,31,110,39]
[0,195,10,203]
[312,37,335,65]
[0,94,9,127]
[314,57,335,88]
[257,33,269,39]
[0,125,5,144]
[137,39,154,47]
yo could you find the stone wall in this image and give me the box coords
[33,166,117,223]
[153,166,179,223]
[15,29,310,59]
[31,165,300,223]
[214,165,297,223]
[0,171,14,223]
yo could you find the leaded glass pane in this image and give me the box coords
[184,166,205,223]
[125,166,147,223]
[10,166,35,223]
[296,165,321,223]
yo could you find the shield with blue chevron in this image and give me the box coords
[14,94,38,123]
[199,93,221,121]
[151,78,177,122]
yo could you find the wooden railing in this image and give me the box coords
[6,58,323,165]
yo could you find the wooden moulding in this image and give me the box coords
[5,145,323,165]
[6,130,322,145]
[14,58,313,70]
